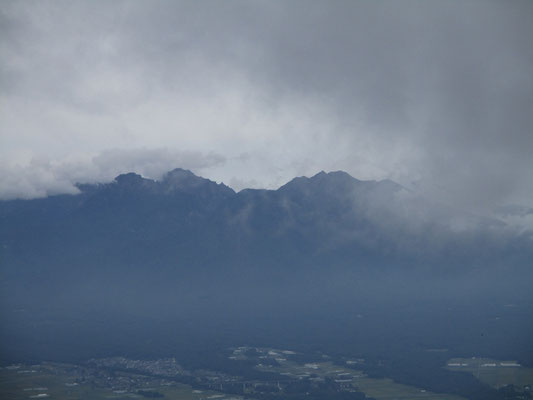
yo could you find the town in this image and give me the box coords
[2,348,532,400]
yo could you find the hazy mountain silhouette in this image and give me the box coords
[1,167,531,299]
[1,169,532,400]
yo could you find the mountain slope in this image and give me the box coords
[1,168,530,285]
[0,169,532,394]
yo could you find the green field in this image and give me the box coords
[255,358,466,400]
[0,365,231,400]
[354,376,465,400]
[446,358,533,390]
[323,363,465,400]
[10,355,530,400]
[1,367,109,400]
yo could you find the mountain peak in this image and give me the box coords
[162,168,196,180]
[161,168,200,188]
[114,172,148,185]
[159,168,235,197]
[278,170,361,193]
[105,169,234,198]
[310,170,360,183]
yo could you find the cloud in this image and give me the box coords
[0,148,226,200]
[1,0,532,210]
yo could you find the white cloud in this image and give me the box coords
[0,148,226,200]
[1,0,532,211]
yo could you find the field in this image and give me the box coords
[354,377,464,400]
[0,364,232,400]
[251,351,466,400]
[6,353,530,400]
[446,357,533,390]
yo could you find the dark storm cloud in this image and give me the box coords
[1,0,532,210]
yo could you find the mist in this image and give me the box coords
[1,0,533,211]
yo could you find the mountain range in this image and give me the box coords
[1,168,532,398]
[1,168,529,283]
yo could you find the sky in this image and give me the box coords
[1,0,532,213]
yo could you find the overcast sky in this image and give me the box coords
[1,0,532,212]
